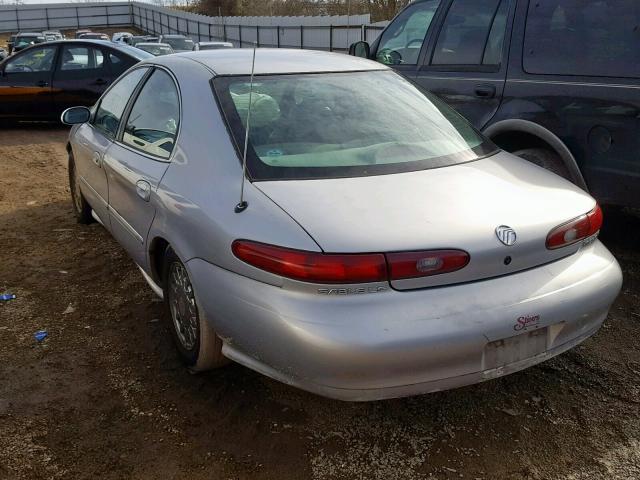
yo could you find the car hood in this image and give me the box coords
[255,151,597,288]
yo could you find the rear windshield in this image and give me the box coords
[164,38,193,50]
[214,70,496,180]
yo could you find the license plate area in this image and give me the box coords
[483,327,548,370]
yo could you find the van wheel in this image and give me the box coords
[513,148,573,181]
[162,247,227,371]
[68,153,93,224]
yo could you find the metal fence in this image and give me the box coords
[0,2,131,32]
[131,4,384,52]
[0,2,386,52]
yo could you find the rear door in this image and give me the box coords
[0,45,57,119]
[413,0,514,129]
[72,67,150,227]
[53,43,111,114]
[504,0,640,207]
[104,68,178,268]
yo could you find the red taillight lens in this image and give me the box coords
[386,250,470,280]
[232,240,388,284]
[546,205,603,250]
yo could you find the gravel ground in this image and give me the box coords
[0,126,639,480]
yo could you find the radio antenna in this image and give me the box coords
[235,44,257,213]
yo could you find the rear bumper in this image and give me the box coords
[187,240,622,401]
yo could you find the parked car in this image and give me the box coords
[74,29,92,39]
[130,35,159,47]
[61,49,622,401]
[0,40,152,122]
[193,41,233,51]
[43,30,64,41]
[350,0,640,208]
[158,34,193,52]
[78,33,110,41]
[112,32,133,44]
[12,32,45,53]
[135,42,174,56]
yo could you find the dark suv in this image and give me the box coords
[351,0,639,208]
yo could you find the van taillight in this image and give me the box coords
[546,205,603,250]
[232,240,469,284]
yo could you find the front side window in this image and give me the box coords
[432,0,506,66]
[5,46,56,73]
[215,70,495,181]
[375,0,441,65]
[93,68,148,139]
[524,0,640,78]
[60,46,104,71]
[122,70,180,159]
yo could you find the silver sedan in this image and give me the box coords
[62,49,622,401]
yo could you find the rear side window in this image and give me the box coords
[376,0,441,65]
[109,51,135,76]
[93,68,148,139]
[60,46,104,71]
[524,1,640,78]
[432,0,507,66]
[122,70,180,159]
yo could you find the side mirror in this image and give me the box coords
[61,106,91,125]
[349,41,370,59]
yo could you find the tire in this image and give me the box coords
[513,148,573,182]
[68,152,93,224]
[162,247,227,371]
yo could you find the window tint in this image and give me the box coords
[60,46,104,71]
[109,52,134,76]
[5,46,56,73]
[376,0,441,65]
[432,0,504,66]
[122,70,180,159]
[93,68,148,139]
[524,1,640,78]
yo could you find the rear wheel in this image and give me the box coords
[513,148,572,182]
[68,152,93,224]
[162,247,227,371]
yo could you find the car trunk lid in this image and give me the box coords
[254,152,596,289]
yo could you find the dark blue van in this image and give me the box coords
[351,0,639,208]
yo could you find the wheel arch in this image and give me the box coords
[483,119,588,190]
[148,236,171,285]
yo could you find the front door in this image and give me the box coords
[0,45,58,120]
[105,68,179,268]
[413,0,513,129]
[72,67,150,227]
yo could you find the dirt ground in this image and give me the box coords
[0,126,639,480]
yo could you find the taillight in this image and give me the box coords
[232,240,470,284]
[232,240,387,284]
[386,250,470,280]
[546,205,603,250]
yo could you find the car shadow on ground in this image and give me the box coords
[1,197,639,479]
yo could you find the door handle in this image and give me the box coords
[136,180,151,202]
[474,85,496,98]
[94,78,109,86]
[35,80,49,87]
[92,152,102,168]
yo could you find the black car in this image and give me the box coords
[0,40,152,122]
[351,0,640,208]
[12,32,46,53]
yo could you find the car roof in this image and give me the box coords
[137,42,171,47]
[161,34,186,38]
[16,32,43,37]
[158,48,387,76]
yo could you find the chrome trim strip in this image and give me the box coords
[79,176,108,207]
[508,78,640,90]
[109,206,144,244]
[138,266,164,299]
